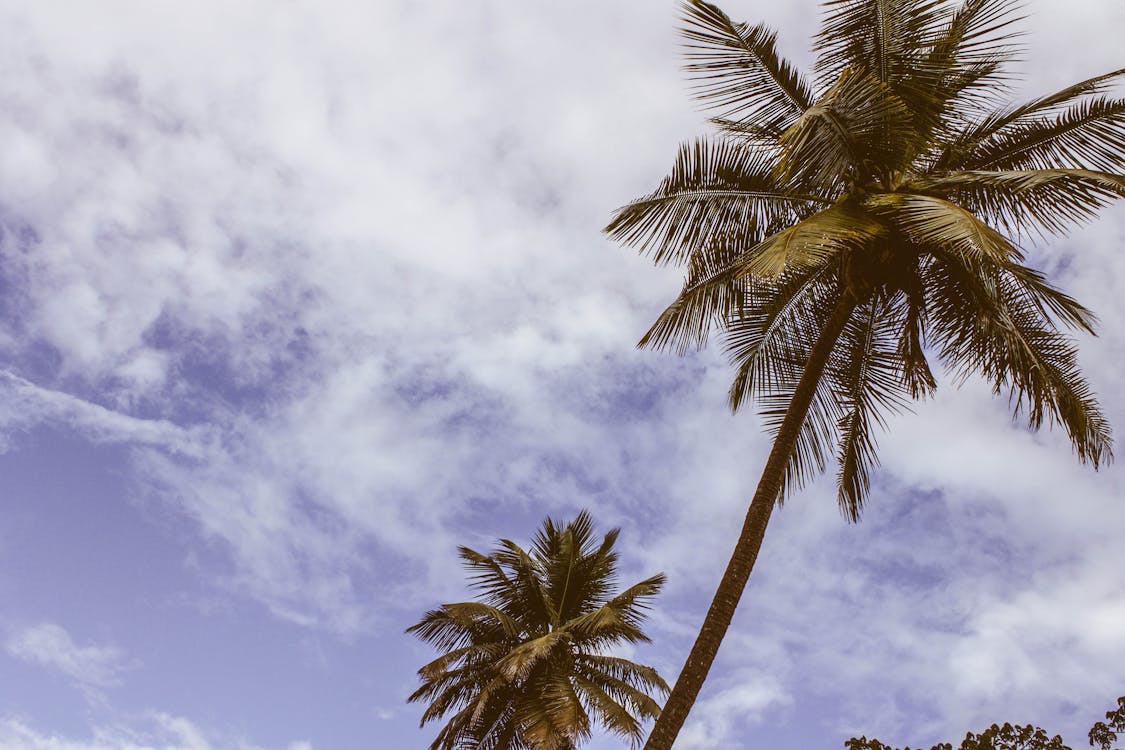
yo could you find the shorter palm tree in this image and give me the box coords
[407,511,669,750]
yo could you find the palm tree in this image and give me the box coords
[407,510,669,750]
[605,1,1124,747]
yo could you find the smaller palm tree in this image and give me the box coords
[407,511,669,750]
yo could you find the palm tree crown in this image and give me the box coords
[605,0,1123,747]
[407,511,669,750]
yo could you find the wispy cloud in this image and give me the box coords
[5,622,133,691]
[0,713,313,750]
[0,371,211,457]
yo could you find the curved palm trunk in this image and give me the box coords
[644,292,859,750]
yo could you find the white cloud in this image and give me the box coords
[0,714,310,750]
[0,371,211,457]
[5,623,132,690]
[677,672,793,750]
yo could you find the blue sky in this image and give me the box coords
[1,1,1123,749]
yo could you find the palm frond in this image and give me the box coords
[896,264,937,398]
[950,94,1125,172]
[725,266,839,410]
[497,632,570,682]
[779,66,915,184]
[724,272,851,497]
[681,0,814,130]
[573,675,645,747]
[416,643,508,683]
[936,66,1125,167]
[830,297,911,519]
[1003,262,1098,334]
[814,0,948,88]
[909,0,1024,141]
[637,236,755,353]
[563,574,666,645]
[635,199,881,353]
[924,0,1024,73]
[552,535,620,625]
[605,138,822,265]
[910,168,1125,237]
[574,665,665,721]
[575,654,670,696]
[865,191,1022,262]
[741,200,888,277]
[406,602,516,653]
[924,250,1113,466]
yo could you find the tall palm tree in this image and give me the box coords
[407,511,669,750]
[605,1,1124,747]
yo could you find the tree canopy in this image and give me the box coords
[407,511,669,750]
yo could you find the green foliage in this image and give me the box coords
[406,511,668,750]
[606,0,1124,522]
[847,695,1125,750]
[1089,696,1125,750]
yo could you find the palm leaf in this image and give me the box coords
[573,675,643,744]
[605,137,822,265]
[724,273,850,498]
[779,66,915,184]
[953,95,1125,172]
[865,191,1022,262]
[924,250,1112,466]
[814,0,948,89]
[681,0,814,130]
[937,67,1125,169]
[637,236,754,353]
[740,200,888,277]
[909,168,1125,237]
[830,297,910,519]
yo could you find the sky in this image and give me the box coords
[0,1,1123,749]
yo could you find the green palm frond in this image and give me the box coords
[573,676,643,745]
[814,0,949,89]
[971,96,1125,172]
[830,297,911,519]
[724,271,849,497]
[628,180,872,354]
[637,236,755,353]
[564,574,666,646]
[605,138,823,265]
[498,632,570,682]
[911,168,1125,237]
[725,266,839,410]
[575,655,670,696]
[924,250,1112,466]
[895,265,937,398]
[741,201,888,277]
[519,675,589,750]
[865,191,1022,262]
[937,68,1125,169]
[911,0,1023,125]
[1003,262,1098,334]
[573,666,665,722]
[681,0,814,131]
[779,67,915,184]
[922,0,1023,77]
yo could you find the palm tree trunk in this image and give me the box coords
[644,291,859,750]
